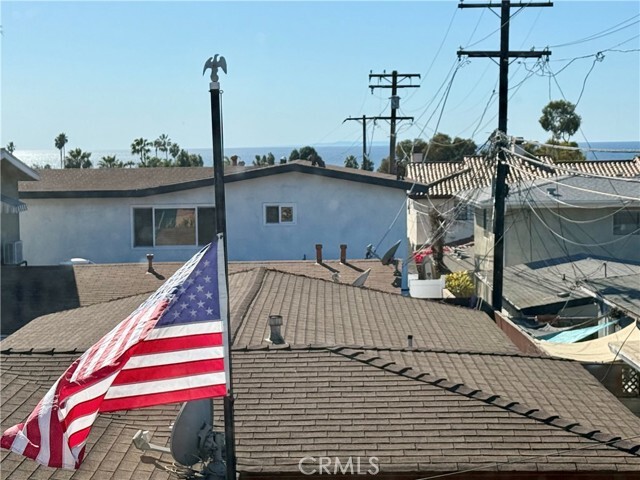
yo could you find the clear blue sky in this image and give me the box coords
[2,1,639,152]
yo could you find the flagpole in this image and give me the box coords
[206,56,236,480]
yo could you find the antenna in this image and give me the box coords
[170,399,214,467]
[352,269,371,287]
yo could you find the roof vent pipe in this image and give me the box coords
[407,335,414,349]
[268,315,285,345]
[146,254,154,273]
[340,244,347,264]
[315,244,323,264]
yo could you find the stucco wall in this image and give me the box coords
[407,198,474,251]
[20,172,408,265]
[475,206,640,270]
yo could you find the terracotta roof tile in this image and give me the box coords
[406,155,640,198]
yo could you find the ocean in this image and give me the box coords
[12,141,640,169]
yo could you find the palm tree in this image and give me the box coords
[157,134,171,161]
[65,148,92,168]
[98,155,123,168]
[131,138,151,166]
[54,133,68,169]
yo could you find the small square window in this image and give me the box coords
[613,210,640,236]
[281,206,294,223]
[264,204,295,225]
[265,206,280,224]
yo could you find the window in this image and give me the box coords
[613,210,640,236]
[133,207,216,247]
[264,204,295,225]
[455,204,468,221]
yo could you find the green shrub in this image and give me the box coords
[445,271,474,298]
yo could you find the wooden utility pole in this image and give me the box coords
[343,114,414,170]
[369,71,420,178]
[458,1,552,312]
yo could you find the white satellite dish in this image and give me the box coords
[352,269,371,287]
[170,399,213,466]
[380,240,401,266]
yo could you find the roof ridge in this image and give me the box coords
[326,346,640,457]
[257,267,402,296]
[230,268,269,345]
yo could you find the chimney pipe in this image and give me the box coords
[268,315,285,345]
[315,244,323,264]
[407,335,414,348]
[146,254,154,272]
[340,244,347,264]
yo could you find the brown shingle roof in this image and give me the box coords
[18,161,428,197]
[232,270,517,353]
[406,155,640,198]
[3,267,640,476]
[2,349,639,478]
[1,259,401,336]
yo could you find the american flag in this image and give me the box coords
[1,238,228,469]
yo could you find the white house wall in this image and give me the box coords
[407,198,474,251]
[21,172,408,265]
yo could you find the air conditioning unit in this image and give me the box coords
[3,241,24,265]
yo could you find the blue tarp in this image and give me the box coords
[538,320,619,343]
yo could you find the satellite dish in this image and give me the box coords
[352,269,371,287]
[170,399,213,466]
[380,240,401,266]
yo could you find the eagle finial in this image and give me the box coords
[203,54,228,83]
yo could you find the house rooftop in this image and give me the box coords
[478,255,640,316]
[470,174,640,208]
[1,257,402,336]
[18,161,428,198]
[406,155,640,198]
[2,267,640,476]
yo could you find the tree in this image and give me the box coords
[6,142,15,153]
[396,138,428,163]
[54,133,68,169]
[131,138,152,166]
[361,155,374,171]
[157,134,171,161]
[98,155,122,168]
[539,100,581,142]
[344,155,359,169]
[298,146,321,162]
[424,133,476,162]
[524,140,586,162]
[175,149,204,167]
[65,148,92,168]
[289,149,300,161]
[266,152,275,166]
[169,143,180,160]
[377,156,391,174]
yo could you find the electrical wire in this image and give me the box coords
[548,15,640,48]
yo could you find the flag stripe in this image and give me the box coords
[114,358,225,384]
[131,333,223,356]
[124,346,224,369]
[100,384,227,412]
[146,320,224,340]
[104,372,226,399]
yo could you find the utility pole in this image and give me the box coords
[458,1,552,312]
[343,114,414,171]
[369,71,420,178]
